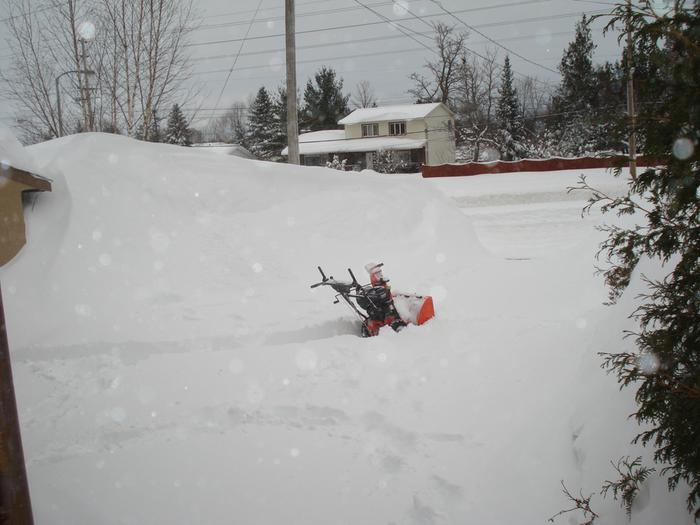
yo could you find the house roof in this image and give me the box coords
[0,126,52,191]
[338,102,451,125]
[192,143,258,160]
[281,130,426,156]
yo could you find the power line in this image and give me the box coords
[194,27,576,66]
[197,0,400,31]
[0,0,328,25]
[193,47,428,76]
[207,0,265,125]
[185,8,603,48]
[199,0,349,21]
[352,0,435,52]
[424,0,560,75]
[192,0,549,34]
[378,0,556,89]
[367,1,559,88]
[0,3,56,24]
[200,30,433,62]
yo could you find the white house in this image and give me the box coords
[281,102,456,171]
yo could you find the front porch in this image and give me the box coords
[301,148,425,173]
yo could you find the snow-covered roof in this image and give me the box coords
[192,143,258,160]
[338,102,450,125]
[0,125,52,190]
[0,125,39,174]
[281,130,426,156]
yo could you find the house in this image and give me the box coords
[0,130,52,267]
[282,102,456,171]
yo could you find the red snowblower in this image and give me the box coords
[310,262,435,337]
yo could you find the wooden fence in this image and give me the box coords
[421,155,661,178]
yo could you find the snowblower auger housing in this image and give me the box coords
[310,265,435,337]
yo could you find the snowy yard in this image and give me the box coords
[2,135,689,524]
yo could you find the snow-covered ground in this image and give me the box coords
[1,134,690,524]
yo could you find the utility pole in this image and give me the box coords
[55,75,64,137]
[626,0,637,180]
[55,70,96,137]
[0,283,34,525]
[285,0,300,165]
[80,39,95,132]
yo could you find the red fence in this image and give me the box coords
[421,155,661,178]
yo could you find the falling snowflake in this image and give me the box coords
[74,303,92,317]
[392,0,410,17]
[78,21,96,41]
[672,137,694,160]
[110,407,126,423]
[637,353,660,375]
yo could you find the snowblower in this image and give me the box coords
[310,263,435,337]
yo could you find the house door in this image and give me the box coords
[365,152,374,170]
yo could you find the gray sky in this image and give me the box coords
[0,0,624,130]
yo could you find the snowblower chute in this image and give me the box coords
[310,263,435,337]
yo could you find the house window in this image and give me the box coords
[389,121,406,136]
[361,123,379,137]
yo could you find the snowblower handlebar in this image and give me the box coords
[309,266,359,293]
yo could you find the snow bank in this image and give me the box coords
[0,133,689,525]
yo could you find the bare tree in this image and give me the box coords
[455,47,500,161]
[1,0,197,142]
[1,0,96,140]
[203,103,249,144]
[351,80,376,109]
[516,75,551,127]
[408,23,467,106]
[100,0,196,139]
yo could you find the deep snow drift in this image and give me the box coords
[1,133,690,524]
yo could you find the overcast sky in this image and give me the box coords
[0,0,624,130]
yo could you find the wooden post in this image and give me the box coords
[285,0,300,165]
[0,282,34,525]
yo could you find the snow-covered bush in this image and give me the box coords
[372,149,408,174]
[326,155,347,170]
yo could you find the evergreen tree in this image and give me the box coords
[551,15,600,156]
[272,86,288,159]
[591,60,626,152]
[557,15,596,112]
[576,2,700,518]
[232,111,248,147]
[246,86,277,159]
[164,104,191,146]
[301,66,350,131]
[495,56,526,160]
